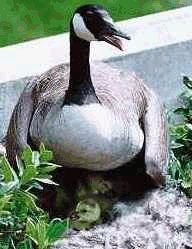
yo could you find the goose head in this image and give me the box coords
[71,4,131,50]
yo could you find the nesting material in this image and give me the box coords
[53,188,192,249]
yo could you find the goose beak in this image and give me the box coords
[100,26,131,51]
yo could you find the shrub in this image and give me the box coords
[169,76,192,197]
[0,144,69,249]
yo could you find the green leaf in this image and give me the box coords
[0,210,11,216]
[20,166,37,185]
[31,151,40,166]
[35,178,58,186]
[0,195,12,211]
[0,156,18,183]
[16,239,33,249]
[16,156,24,177]
[40,162,61,167]
[0,235,11,249]
[183,76,192,89]
[170,125,188,143]
[27,181,43,191]
[186,123,192,131]
[0,181,19,195]
[40,151,53,162]
[169,151,182,180]
[170,141,184,149]
[38,164,61,175]
[174,107,189,116]
[16,191,40,211]
[26,218,49,249]
[39,143,46,153]
[181,181,192,189]
[47,218,69,243]
[39,143,53,162]
[21,147,33,165]
[22,149,40,167]
[185,161,192,169]
[26,218,38,245]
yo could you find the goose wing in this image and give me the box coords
[143,89,169,186]
[6,77,37,166]
[6,64,70,166]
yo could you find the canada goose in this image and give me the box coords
[6,4,168,186]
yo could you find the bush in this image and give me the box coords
[0,144,69,249]
[169,76,192,197]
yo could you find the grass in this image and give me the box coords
[0,0,190,47]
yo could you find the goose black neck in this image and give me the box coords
[69,31,91,85]
[64,25,99,105]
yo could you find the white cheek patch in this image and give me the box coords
[103,16,113,24]
[72,13,97,42]
[99,10,113,24]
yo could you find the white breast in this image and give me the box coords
[37,103,144,170]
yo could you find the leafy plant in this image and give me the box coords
[0,144,69,249]
[26,217,69,249]
[169,76,192,197]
